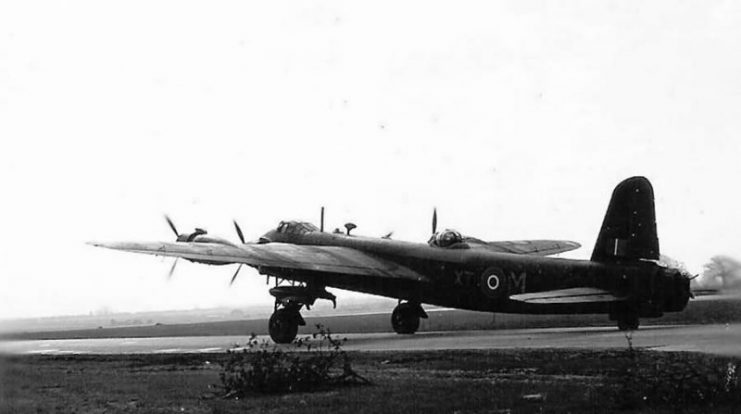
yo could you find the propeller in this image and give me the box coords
[230,220,246,284]
[165,215,179,237]
[163,216,181,279]
[167,258,179,280]
[229,264,243,286]
[432,208,438,234]
[233,220,245,244]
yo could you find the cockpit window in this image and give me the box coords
[299,222,319,232]
[276,221,318,235]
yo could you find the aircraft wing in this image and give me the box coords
[89,241,429,282]
[465,238,581,256]
[509,287,625,304]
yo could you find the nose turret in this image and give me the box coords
[259,229,277,244]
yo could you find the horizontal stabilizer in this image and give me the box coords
[692,289,720,297]
[509,287,625,304]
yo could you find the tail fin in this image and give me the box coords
[591,176,659,262]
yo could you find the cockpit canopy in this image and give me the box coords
[276,221,319,235]
[428,229,466,248]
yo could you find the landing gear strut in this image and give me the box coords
[391,302,428,334]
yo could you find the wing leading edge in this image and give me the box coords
[89,241,429,282]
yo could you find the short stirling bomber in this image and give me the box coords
[91,177,693,343]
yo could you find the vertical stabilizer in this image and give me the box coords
[591,177,659,262]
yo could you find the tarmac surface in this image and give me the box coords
[1,323,739,356]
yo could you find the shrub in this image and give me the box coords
[215,325,369,398]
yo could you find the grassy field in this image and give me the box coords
[2,348,740,413]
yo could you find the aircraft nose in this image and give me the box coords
[259,230,276,244]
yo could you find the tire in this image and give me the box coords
[617,317,639,331]
[269,309,299,344]
[391,303,421,334]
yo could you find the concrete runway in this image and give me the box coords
[1,324,740,356]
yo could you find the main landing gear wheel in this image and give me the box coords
[269,308,301,344]
[391,302,423,334]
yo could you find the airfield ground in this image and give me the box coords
[2,349,740,413]
[2,297,740,412]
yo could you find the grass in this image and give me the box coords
[2,349,739,413]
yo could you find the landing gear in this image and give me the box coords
[266,283,335,344]
[391,302,427,334]
[611,304,640,331]
[268,306,304,344]
[617,315,640,331]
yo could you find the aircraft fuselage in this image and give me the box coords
[259,229,689,317]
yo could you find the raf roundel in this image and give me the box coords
[486,274,500,291]
[480,267,506,299]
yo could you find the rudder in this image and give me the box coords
[591,176,659,262]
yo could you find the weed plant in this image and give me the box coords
[215,325,369,398]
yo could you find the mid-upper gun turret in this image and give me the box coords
[428,229,469,249]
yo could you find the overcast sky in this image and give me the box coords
[1,1,740,319]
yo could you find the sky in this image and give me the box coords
[1,1,740,319]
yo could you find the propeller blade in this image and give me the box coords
[167,258,179,280]
[233,220,245,244]
[164,215,179,237]
[432,208,438,234]
[382,231,393,239]
[230,264,243,286]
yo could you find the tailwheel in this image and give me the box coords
[617,316,640,331]
[611,304,640,331]
[269,307,303,344]
[391,302,426,334]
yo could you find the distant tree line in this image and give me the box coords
[700,255,741,290]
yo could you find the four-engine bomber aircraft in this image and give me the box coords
[91,177,692,343]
